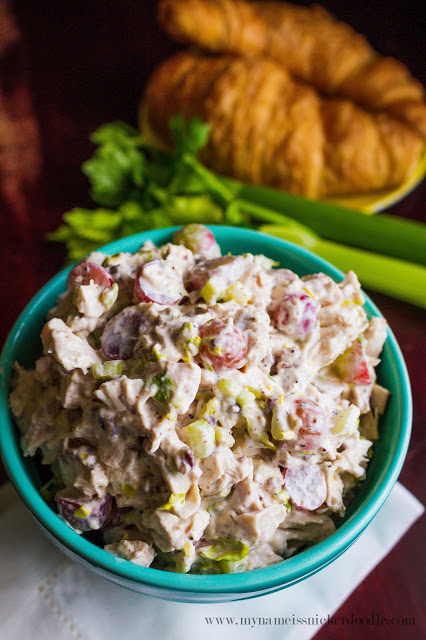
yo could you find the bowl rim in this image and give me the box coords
[0,226,412,595]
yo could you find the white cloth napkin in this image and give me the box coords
[1,482,423,640]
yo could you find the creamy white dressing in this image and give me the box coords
[9,225,389,574]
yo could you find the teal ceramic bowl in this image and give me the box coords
[0,226,412,602]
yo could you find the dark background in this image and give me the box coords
[0,1,425,638]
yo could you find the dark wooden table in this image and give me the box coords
[1,1,425,638]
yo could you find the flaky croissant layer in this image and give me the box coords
[158,0,426,137]
[144,53,423,198]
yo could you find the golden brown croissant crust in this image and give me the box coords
[144,52,423,198]
[158,0,426,137]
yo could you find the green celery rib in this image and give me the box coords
[223,179,426,266]
[260,225,426,309]
[229,199,309,230]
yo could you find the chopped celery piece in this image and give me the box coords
[120,483,137,497]
[153,345,166,360]
[180,420,215,459]
[90,329,102,349]
[123,510,140,525]
[237,389,275,449]
[200,276,225,304]
[217,558,247,574]
[204,397,219,415]
[275,489,291,509]
[91,360,123,379]
[214,426,235,448]
[244,385,263,400]
[332,404,360,436]
[39,478,58,503]
[224,281,251,305]
[237,388,256,407]
[178,322,201,361]
[271,397,295,441]
[158,493,186,511]
[73,505,91,518]
[151,371,176,405]
[139,345,165,368]
[201,537,249,562]
[218,378,240,397]
[101,282,119,309]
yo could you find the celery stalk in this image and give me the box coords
[224,179,426,266]
[260,225,426,309]
[228,199,310,231]
[182,154,235,204]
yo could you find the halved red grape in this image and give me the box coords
[199,320,247,371]
[275,395,327,451]
[67,262,114,292]
[291,397,327,451]
[173,224,221,259]
[133,259,184,305]
[284,466,327,510]
[185,255,244,292]
[336,339,371,386]
[273,293,319,341]
[101,307,149,360]
[55,491,116,531]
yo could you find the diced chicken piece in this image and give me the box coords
[94,376,156,436]
[74,281,117,318]
[144,509,209,551]
[339,271,365,305]
[307,271,369,370]
[199,447,252,496]
[165,362,201,414]
[311,305,369,370]
[86,251,107,265]
[41,318,101,373]
[359,410,380,441]
[9,365,42,430]
[108,451,165,499]
[74,464,110,498]
[162,483,201,520]
[252,458,286,495]
[161,242,195,273]
[229,475,262,513]
[244,544,284,570]
[66,314,100,338]
[310,305,368,370]
[22,418,55,457]
[322,437,371,511]
[318,464,344,512]
[59,369,97,409]
[363,317,388,358]
[370,384,390,414]
[102,250,161,288]
[277,509,335,543]
[35,355,60,386]
[147,429,201,494]
[104,539,155,567]
[269,269,299,303]
[233,306,271,369]
[18,382,63,456]
[347,384,373,414]
[232,504,287,545]
[94,376,147,412]
[358,382,389,440]
[301,273,343,306]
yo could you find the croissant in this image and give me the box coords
[158,0,426,137]
[144,52,423,198]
